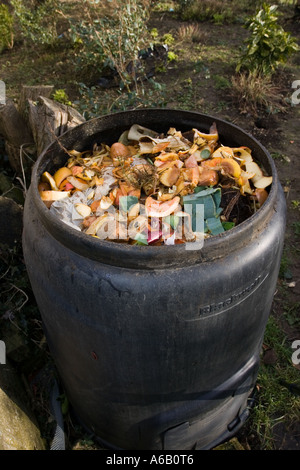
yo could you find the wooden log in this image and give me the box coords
[0,99,35,174]
[0,99,34,145]
[0,90,85,173]
[19,85,54,121]
[28,96,85,157]
[4,141,32,177]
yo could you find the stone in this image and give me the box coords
[0,360,45,450]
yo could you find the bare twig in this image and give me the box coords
[5,283,29,312]
[222,190,241,221]
[0,266,10,281]
[47,121,75,158]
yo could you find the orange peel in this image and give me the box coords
[54,167,72,188]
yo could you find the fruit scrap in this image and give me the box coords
[39,122,273,245]
[74,203,92,218]
[253,188,268,206]
[220,158,241,178]
[54,167,72,188]
[41,171,58,190]
[145,196,180,218]
[40,190,71,201]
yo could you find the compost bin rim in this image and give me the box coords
[29,108,279,269]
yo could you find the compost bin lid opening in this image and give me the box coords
[31,109,279,269]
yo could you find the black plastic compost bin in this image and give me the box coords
[22,109,286,450]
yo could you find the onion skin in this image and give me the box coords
[254,188,268,207]
[110,143,131,161]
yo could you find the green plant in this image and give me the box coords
[162,33,175,46]
[291,200,300,210]
[173,77,199,110]
[284,302,300,328]
[0,4,14,53]
[177,23,205,43]
[231,70,286,115]
[237,3,299,75]
[174,0,194,13]
[271,152,291,163]
[11,0,62,46]
[150,27,159,39]
[110,78,167,112]
[214,74,231,90]
[0,242,45,360]
[176,0,234,23]
[52,89,72,106]
[76,78,166,120]
[279,250,292,280]
[292,221,300,237]
[70,0,152,91]
[167,50,178,62]
[213,13,225,24]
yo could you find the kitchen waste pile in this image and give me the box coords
[39,123,272,246]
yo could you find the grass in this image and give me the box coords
[0,41,78,100]
[284,302,300,329]
[231,70,287,116]
[249,316,300,449]
[178,0,249,23]
[201,44,239,66]
[293,222,300,237]
[176,23,207,43]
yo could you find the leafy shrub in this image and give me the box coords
[0,4,14,53]
[10,0,62,46]
[175,0,234,22]
[70,0,152,90]
[174,0,194,13]
[174,0,271,22]
[76,78,166,119]
[237,3,299,75]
